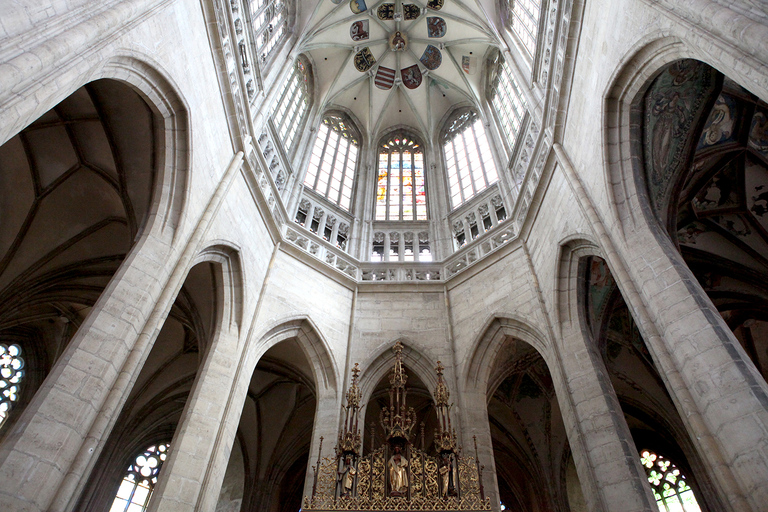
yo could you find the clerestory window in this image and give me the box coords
[640,449,702,512]
[506,0,542,57]
[304,115,359,210]
[442,110,499,209]
[0,343,24,429]
[110,442,171,512]
[248,0,289,65]
[273,57,311,154]
[375,132,427,221]
[490,56,527,150]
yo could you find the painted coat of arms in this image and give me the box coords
[404,4,420,19]
[427,16,446,38]
[375,67,396,90]
[354,47,376,72]
[377,3,394,19]
[350,0,367,14]
[427,0,444,10]
[420,45,442,70]
[350,20,369,41]
[401,65,422,89]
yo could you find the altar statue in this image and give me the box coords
[337,454,356,497]
[388,445,409,496]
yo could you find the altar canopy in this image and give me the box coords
[304,342,490,511]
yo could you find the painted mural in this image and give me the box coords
[643,59,719,216]
[749,109,768,159]
[697,94,739,149]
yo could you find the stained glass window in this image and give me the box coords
[109,443,170,512]
[442,110,499,208]
[0,344,24,429]
[304,115,359,210]
[274,57,311,153]
[376,132,427,221]
[491,56,527,149]
[248,0,288,65]
[640,449,702,512]
[507,0,542,56]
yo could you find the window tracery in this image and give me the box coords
[0,344,24,429]
[442,110,499,208]
[375,132,427,221]
[304,114,359,210]
[110,443,170,512]
[640,449,702,512]
[274,56,311,153]
[248,0,288,65]
[505,0,542,57]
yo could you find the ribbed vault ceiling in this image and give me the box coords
[297,0,500,141]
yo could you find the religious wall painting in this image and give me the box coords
[643,59,719,215]
[427,0,444,10]
[586,257,616,333]
[691,154,743,216]
[677,220,707,245]
[420,45,442,70]
[350,0,367,14]
[375,66,396,90]
[401,65,422,89]
[746,156,768,233]
[749,108,768,159]
[378,3,395,19]
[697,93,739,150]
[404,4,420,20]
[350,20,369,41]
[354,47,376,72]
[427,17,446,38]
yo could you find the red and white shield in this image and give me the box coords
[375,66,396,90]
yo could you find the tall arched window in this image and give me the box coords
[0,344,24,429]
[490,54,527,149]
[505,0,542,56]
[303,114,359,210]
[375,132,427,221]
[442,110,499,208]
[640,449,702,512]
[110,442,170,512]
[248,0,289,65]
[273,57,311,153]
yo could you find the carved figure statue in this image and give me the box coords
[338,454,356,497]
[388,445,409,495]
[439,452,457,497]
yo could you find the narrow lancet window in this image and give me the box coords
[304,115,359,210]
[442,110,499,208]
[0,344,24,429]
[274,57,311,154]
[506,0,542,56]
[110,443,170,512]
[490,55,527,149]
[376,132,427,221]
[249,0,289,64]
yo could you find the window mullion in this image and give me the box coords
[326,134,340,198]
[473,124,489,188]
[399,151,404,220]
[315,127,331,191]
[386,151,392,221]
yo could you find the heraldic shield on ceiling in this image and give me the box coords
[303,342,491,511]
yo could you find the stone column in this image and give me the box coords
[0,236,178,512]
[615,223,768,510]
